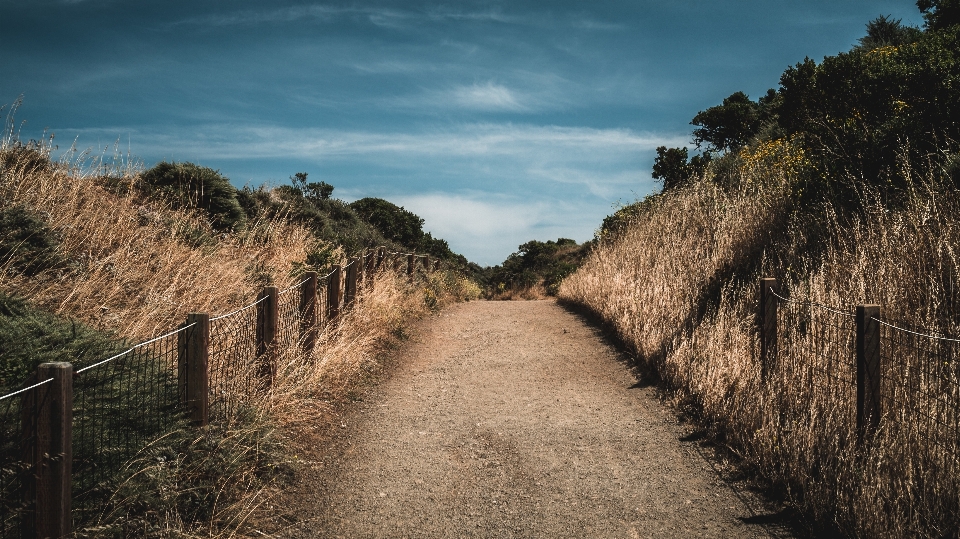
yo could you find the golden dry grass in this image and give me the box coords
[559,147,960,537]
[0,138,470,536]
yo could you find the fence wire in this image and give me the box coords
[773,294,857,449]
[209,301,261,423]
[877,316,960,463]
[1,382,31,537]
[276,286,302,355]
[71,327,186,527]
[0,263,387,535]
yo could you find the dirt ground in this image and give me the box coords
[277,300,794,538]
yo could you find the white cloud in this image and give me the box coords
[386,192,595,266]
[70,123,680,161]
[452,82,525,111]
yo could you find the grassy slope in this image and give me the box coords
[559,145,960,538]
[0,142,478,536]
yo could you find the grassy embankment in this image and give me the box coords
[559,140,960,537]
[0,134,478,536]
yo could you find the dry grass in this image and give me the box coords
[559,146,960,537]
[0,135,470,536]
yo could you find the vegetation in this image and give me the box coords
[561,2,960,537]
[483,238,591,299]
[0,112,476,535]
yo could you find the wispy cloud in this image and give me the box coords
[171,5,341,27]
[170,3,623,32]
[451,82,525,111]
[65,123,678,161]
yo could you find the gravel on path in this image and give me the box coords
[280,300,792,538]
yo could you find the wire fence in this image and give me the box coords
[766,281,960,520]
[0,250,439,536]
[876,316,960,466]
[209,298,262,423]
[71,326,187,525]
[772,292,857,451]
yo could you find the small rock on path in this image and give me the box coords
[284,300,790,538]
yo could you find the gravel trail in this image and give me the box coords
[284,300,790,538]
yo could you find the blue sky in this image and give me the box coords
[1,1,924,266]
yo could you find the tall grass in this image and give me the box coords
[559,144,960,537]
[0,129,472,535]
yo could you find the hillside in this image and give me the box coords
[0,132,479,536]
[559,4,960,537]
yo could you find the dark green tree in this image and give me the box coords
[857,15,922,49]
[777,25,960,206]
[918,0,960,31]
[290,172,334,202]
[349,197,425,247]
[652,146,711,191]
[691,91,762,153]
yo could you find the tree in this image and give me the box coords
[918,0,960,31]
[652,146,711,191]
[777,26,960,206]
[348,197,425,247]
[290,172,334,202]
[857,15,922,49]
[691,91,762,153]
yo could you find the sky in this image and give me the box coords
[1,1,925,266]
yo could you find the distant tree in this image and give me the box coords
[652,146,711,191]
[857,15,922,49]
[691,91,762,153]
[918,0,960,31]
[349,197,425,247]
[290,172,334,202]
[487,238,588,295]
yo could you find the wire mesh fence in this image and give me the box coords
[209,299,262,423]
[0,253,430,535]
[71,327,187,526]
[771,293,858,455]
[277,283,303,356]
[0,380,44,538]
[877,316,960,467]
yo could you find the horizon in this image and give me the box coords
[1,0,924,266]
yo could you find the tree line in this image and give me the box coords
[649,1,960,211]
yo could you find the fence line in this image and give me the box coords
[760,276,960,518]
[1,247,442,538]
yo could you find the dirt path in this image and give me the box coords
[281,300,791,538]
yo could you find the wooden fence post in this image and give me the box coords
[178,313,210,427]
[407,254,415,277]
[327,265,341,322]
[857,304,882,443]
[23,362,73,539]
[344,258,359,307]
[256,286,279,390]
[423,255,431,273]
[759,278,778,382]
[376,247,385,272]
[300,272,318,355]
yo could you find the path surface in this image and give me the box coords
[284,300,789,538]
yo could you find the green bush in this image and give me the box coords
[139,162,247,232]
[0,205,67,276]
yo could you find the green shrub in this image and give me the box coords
[139,162,247,232]
[0,205,67,276]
